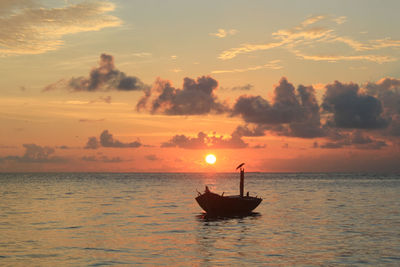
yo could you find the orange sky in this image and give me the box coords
[1,0,400,172]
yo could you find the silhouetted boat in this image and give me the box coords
[196,163,262,215]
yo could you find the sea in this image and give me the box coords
[0,172,399,266]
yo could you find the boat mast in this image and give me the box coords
[236,163,246,198]
[240,167,244,197]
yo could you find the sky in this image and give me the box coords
[1,0,400,172]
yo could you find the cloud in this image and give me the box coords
[131,52,152,58]
[81,155,124,163]
[219,42,283,61]
[230,76,399,140]
[252,144,267,149]
[287,84,324,138]
[100,130,141,148]
[211,60,282,74]
[210,28,238,38]
[85,137,100,149]
[2,144,66,163]
[320,130,387,150]
[333,16,346,25]
[84,130,142,149]
[171,68,183,73]
[232,77,325,138]
[137,76,228,115]
[161,131,248,149]
[364,77,400,136]
[232,124,266,137]
[44,54,148,92]
[79,118,105,123]
[218,15,398,63]
[0,1,121,56]
[231,84,254,91]
[292,50,394,64]
[91,96,112,104]
[365,77,400,116]
[145,154,160,161]
[322,80,388,129]
[57,145,70,150]
[221,84,254,91]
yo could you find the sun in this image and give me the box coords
[205,154,216,164]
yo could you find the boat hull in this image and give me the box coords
[196,192,262,215]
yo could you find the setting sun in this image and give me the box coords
[205,154,216,164]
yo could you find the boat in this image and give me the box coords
[195,163,262,215]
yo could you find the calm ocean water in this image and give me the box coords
[0,172,399,266]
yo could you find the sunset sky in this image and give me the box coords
[1,0,400,172]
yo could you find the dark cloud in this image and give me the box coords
[161,131,248,149]
[232,125,266,137]
[57,145,70,150]
[320,130,387,150]
[252,144,267,149]
[3,144,66,163]
[100,130,141,148]
[288,85,324,138]
[81,155,97,162]
[85,137,100,149]
[81,155,124,163]
[44,54,148,92]
[232,77,324,138]
[232,77,298,124]
[364,77,400,136]
[145,154,160,161]
[322,80,388,129]
[388,115,400,136]
[221,84,253,91]
[365,77,400,115]
[84,130,142,149]
[0,144,18,148]
[137,76,228,115]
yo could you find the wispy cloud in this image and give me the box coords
[218,15,399,63]
[212,60,282,74]
[171,68,183,73]
[292,49,395,64]
[210,28,238,38]
[0,0,121,56]
[131,52,152,58]
[332,16,346,25]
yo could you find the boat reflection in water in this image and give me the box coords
[196,163,262,216]
[196,212,261,222]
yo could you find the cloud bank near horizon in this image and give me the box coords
[42,53,400,151]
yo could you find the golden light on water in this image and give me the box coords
[205,154,216,164]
